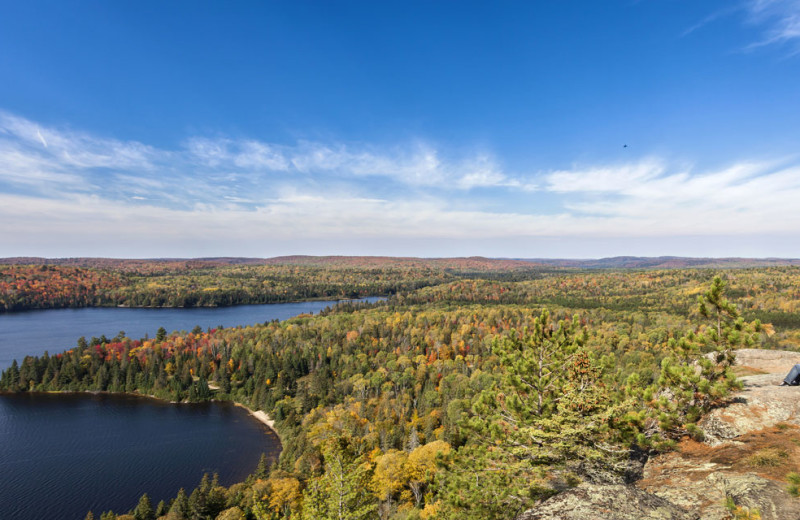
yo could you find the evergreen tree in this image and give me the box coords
[133,493,155,520]
[0,359,20,390]
[254,453,270,480]
[301,439,376,520]
[188,486,209,520]
[443,310,614,519]
[170,488,190,519]
[652,276,760,441]
[155,500,168,518]
[206,474,227,518]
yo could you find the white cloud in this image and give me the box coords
[0,111,159,171]
[185,137,519,189]
[4,110,800,257]
[684,1,800,54]
[745,0,800,51]
[546,158,668,193]
[543,158,800,235]
[0,112,526,205]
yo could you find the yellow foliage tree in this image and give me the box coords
[406,441,451,507]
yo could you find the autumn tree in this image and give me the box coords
[406,441,451,508]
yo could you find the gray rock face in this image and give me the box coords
[641,348,800,520]
[517,483,697,520]
[517,350,800,520]
[639,451,800,520]
[720,473,800,520]
[701,349,800,444]
[733,348,800,374]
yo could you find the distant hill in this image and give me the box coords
[260,255,537,271]
[2,255,799,270]
[0,256,538,271]
[515,256,800,269]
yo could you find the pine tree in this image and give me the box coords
[652,276,760,441]
[170,488,190,519]
[188,486,208,520]
[133,493,155,520]
[301,439,376,520]
[442,310,614,519]
[254,453,270,480]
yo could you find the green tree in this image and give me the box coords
[652,276,760,441]
[133,493,155,520]
[302,438,376,520]
[188,486,208,520]
[169,488,190,519]
[443,310,614,519]
[253,453,270,480]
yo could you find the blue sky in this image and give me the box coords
[2,0,800,258]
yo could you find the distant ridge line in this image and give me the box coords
[1,255,799,269]
[512,256,800,269]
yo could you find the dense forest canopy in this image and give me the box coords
[2,261,798,520]
[0,257,549,312]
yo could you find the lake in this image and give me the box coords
[0,298,381,369]
[0,392,280,520]
[0,299,380,519]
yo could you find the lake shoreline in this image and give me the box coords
[1,295,386,315]
[233,402,278,434]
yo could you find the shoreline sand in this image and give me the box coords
[234,402,278,434]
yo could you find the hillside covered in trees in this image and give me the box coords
[0,257,545,312]
[3,264,797,519]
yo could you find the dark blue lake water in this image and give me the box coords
[0,392,280,520]
[0,299,381,520]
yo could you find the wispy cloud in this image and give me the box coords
[0,111,524,208]
[2,110,800,257]
[683,1,800,54]
[543,157,800,235]
[746,0,800,50]
[681,5,742,37]
[185,137,521,189]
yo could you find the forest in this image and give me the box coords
[2,264,799,520]
[0,257,544,312]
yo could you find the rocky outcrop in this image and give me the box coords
[733,348,800,375]
[639,446,800,520]
[701,348,800,444]
[517,483,697,520]
[636,348,800,519]
[518,349,800,520]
